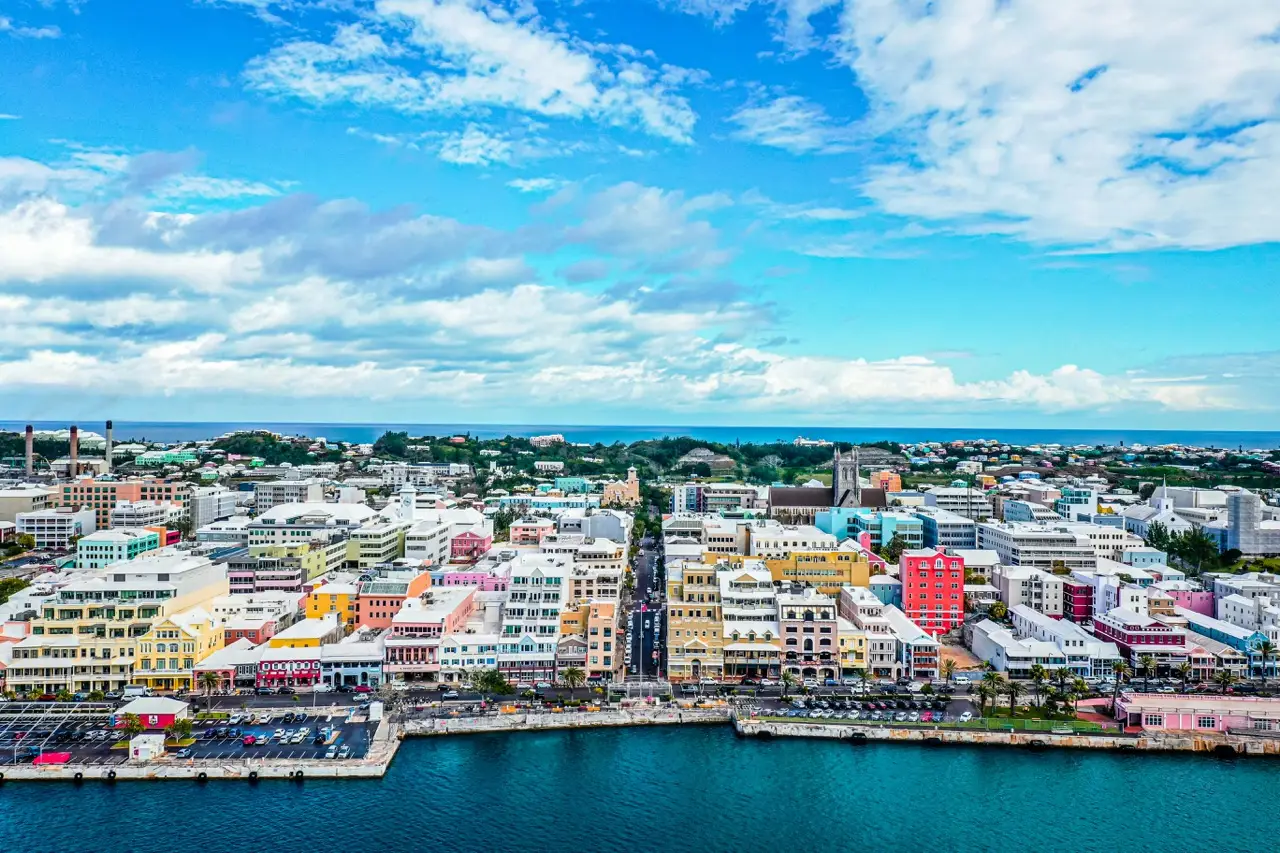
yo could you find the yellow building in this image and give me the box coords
[267,614,344,648]
[602,467,641,507]
[559,605,588,636]
[305,583,359,627]
[716,550,870,595]
[664,560,724,682]
[134,607,224,691]
[251,538,348,582]
[6,553,227,695]
[837,617,868,676]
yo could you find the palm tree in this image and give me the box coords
[1254,640,1276,689]
[1029,664,1048,707]
[1004,680,1023,718]
[198,671,222,710]
[120,713,145,740]
[974,682,994,718]
[941,659,957,685]
[88,689,105,702]
[780,670,797,700]
[54,689,73,703]
[560,667,587,690]
[1054,667,1072,693]
[1214,669,1238,695]
[1070,677,1089,713]
[1173,661,1193,694]
[849,667,868,697]
[1138,654,1158,692]
[1111,661,1132,714]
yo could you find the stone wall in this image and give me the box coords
[404,707,731,736]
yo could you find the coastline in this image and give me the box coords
[7,708,1280,782]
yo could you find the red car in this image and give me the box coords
[354,685,372,694]
[242,735,257,746]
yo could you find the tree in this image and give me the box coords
[54,689,73,703]
[1214,669,1238,695]
[882,533,908,563]
[1054,667,1072,693]
[560,667,586,690]
[1111,661,1132,713]
[1029,664,1048,707]
[198,670,222,709]
[1256,640,1276,689]
[372,431,410,459]
[14,533,36,551]
[781,671,797,699]
[1071,677,1089,713]
[1173,526,1221,574]
[974,682,994,718]
[88,689,105,702]
[1145,520,1171,552]
[120,713,145,740]
[1173,661,1193,694]
[987,600,1008,621]
[0,577,30,605]
[1004,680,1023,717]
[1138,654,1158,692]
[164,718,193,743]
[920,682,934,697]
[467,668,512,696]
[941,659,957,685]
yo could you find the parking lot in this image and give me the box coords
[0,702,372,765]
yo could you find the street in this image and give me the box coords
[628,535,664,680]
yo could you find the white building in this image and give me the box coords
[189,485,240,530]
[1218,594,1280,637]
[15,506,97,549]
[109,500,181,529]
[74,528,161,570]
[254,479,325,513]
[970,619,1068,677]
[1009,604,1122,677]
[209,591,303,628]
[745,523,837,559]
[196,515,252,545]
[838,586,898,678]
[1058,522,1145,562]
[991,565,1065,617]
[976,522,1098,571]
[247,502,377,547]
[498,557,568,682]
[0,485,56,524]
[533,460,565,473]
[928,487,993,521]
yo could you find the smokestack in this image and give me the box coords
[69,424,79,479]
[24,425,33,477]
[105,420,114,473]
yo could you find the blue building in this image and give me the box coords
[815,508,923,550]
[870,575,902,608]
[1178,609,1279,677]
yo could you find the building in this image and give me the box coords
[817,508,924,551]
[927,487,993,520]
[246,502,377,548]
[582,601,621,682]
[601,467,641,507]
[1176,607,1279,677]
[1001,500,1063,523]
[1054,487,1099,521]
[227,537,348,594]
[1092,608,1192,672]
[1116,693,1280,733]
[510,517,555,545]
[977,522,1098,571]
[665,559,724,682]
[189,486,240,531]
[116,697,190,731]
[970,619,1068,677]
[196,515,252,545]
[15,507,97,549]
[900,549,966,636]
[719,563,781,682]
[1062,579,1095,623]
[307,583,359,628]
[132,606,222,691]
[838,587,898,678]
[0,485,55,523]
[745,523,837,559]
[1009,605,1121,677]
[383,587,476,682]
[913,507,978,550]
[75,528,162,569]
[210,592,301,643]
[267,613,343,649]
[555,508,633,544]
[498,559,567,682]
[5,552,228,694]
[57,478,190,531]
[257,645,322,690]
[883,605,940,680]
[1058,523,1145,562]
[778,587,840,682]
[761,550,871,595]
[191,638,262,690]
[438,633,501,682]
[108,500,177,530]
[254,479,325,513]
[321,632,385,689]
[991,565,1064,618]
[1228,493,1280,556]
[355,570,433,629]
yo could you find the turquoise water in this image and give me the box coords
[1,728,1276,852]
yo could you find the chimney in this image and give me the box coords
[105,420,114,473]
[69,424,79,478]
[24,425,33,477]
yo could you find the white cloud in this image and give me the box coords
[0,16,61,39]
[839,0,1280,250]
[507,177,567,193]
[437,125,514,165]
[0,114,19,120]
[0,198,261,292]
[244,3,699,143]
[729,94,858,154]
[569,181,729,257]
[156,175,282,200]
[663,0,839,52]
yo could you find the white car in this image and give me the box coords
[959,711,973,723]
[952,675,971,685]
[802,678,819,688]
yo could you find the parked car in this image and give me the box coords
[277,686,295,695]
[175,747,193,758]
[242,735,257,747]
[959,711,973,723]
[354,685,372,694]
[952,675,971,685]
[337,745,351,759]
[334,684,354,693]
[325,745,339,759]
[442,690,460,700]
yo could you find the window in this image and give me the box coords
[1143,714,1164,727]
[1196,716,1216,729]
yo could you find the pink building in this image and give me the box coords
[383,587,476,682]
[257,647,321,689]
[440,571,509,592]
[510,518,555,545]
[1154,582,1215,617]
[224,618,278,645]
[1116,693,1280,732]
[900,548,965,636]
[451,530,493,562]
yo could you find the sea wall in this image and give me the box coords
[734,718,1280,756]
[403,707,731,736]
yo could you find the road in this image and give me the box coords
[628,536,664,680]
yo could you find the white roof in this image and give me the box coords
[271,614,339,640]
[118,697,188,715]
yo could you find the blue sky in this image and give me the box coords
[2,0,1279,428]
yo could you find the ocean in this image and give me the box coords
[0,728,1274,852]
[4,420,1280,449]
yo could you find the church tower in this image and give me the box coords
[833,446,861,508]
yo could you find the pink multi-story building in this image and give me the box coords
[440,570,509,592]
[1092,608,1192,672]
[224,618,279,645]
[1062,579,1094,623]
[257,646,321,689]
[383,587,476,682]
[510,518,555,545]
[900,548,965,636]
[451,530,493,562]
[1154,581,1215,617]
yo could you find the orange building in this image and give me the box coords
[868,470,902,492]
[354,570,433,629]
[57,478,190,531]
